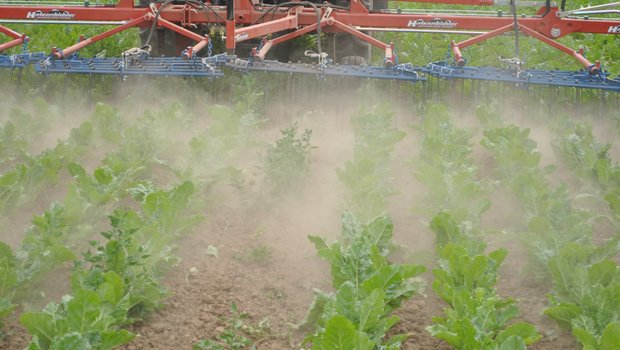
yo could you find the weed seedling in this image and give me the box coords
[193,303,256,350]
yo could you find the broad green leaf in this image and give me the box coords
[20,312,57,349]
[25,337,44,350]
[67,163,87,177]
[496,322,541,345]
[93,167,114,185]
[66,289,102,332]
[498,335,526,350]
[313,315,373,350]
[426,324,460,347]
[588,260,617,286]
[357,289,385,334]
[104,271,125,304]
[488,248,508,267]
[99,329,135,350]
[49,332,92,350]
[364,216,393,250]
[308,235,329,252]
[334,282,358,323]
[544,304,581,329]
[46,244,77,266]
[362,264,425,307]
[297,291,332,331]
[572,326,598,350]
[430,212,461,248]
[600,322,620,350]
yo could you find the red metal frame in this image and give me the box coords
[0,0,618,69]
[450,22,601,73]
[0,24,25,52]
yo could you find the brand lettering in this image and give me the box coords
[609,25,620,34]
[26,9,75,20]
[407,18,457,29]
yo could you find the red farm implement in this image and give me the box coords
[0,0,619,91]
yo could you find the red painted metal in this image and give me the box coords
[0,4,617,37]
[235,13,298,43]
[519,24,598,73]
[0,37,24,52]
[225,20,235,51]
[52,16,147,59]
[0,24,25,52]
[330,19,389,50]
[0,24,21,39]
[256,22,319,59]
[158,17,206,41]
[0,0,617,72]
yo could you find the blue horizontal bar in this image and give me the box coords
[425,61,620,92]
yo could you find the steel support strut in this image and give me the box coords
[52,16,148,59]
[450,23,602,74]
[0,24,25,53]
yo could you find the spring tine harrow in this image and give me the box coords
[35,54,227,78]
[425,62,620,92]
[227,59,426,82]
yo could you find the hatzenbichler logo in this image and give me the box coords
[609,25,620,34]
[407,18,457,29]
[26,9,76,20]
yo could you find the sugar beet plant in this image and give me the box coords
[413,105,489,224]
[0,111,93,217]
[414,105,539,349]
[301,213,425,349]
[20,180,202,350]
[20,211,156,350]
[263,122,314,195]
[428,213,541,350]
[550,120,620,223]
[479,111,620,350]
[0,102,202,336]
[337,104,405,221]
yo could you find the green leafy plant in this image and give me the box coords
[0,243,16,338]
[19,210,161,350]
[263,123,314,194]
[413,107,538,349]
[544,241,620,350]
[302,213,425,349]
[414,105,489,224]
[480,114,620,350]
[337,104,405,221]
[193,303,255,350]
[427,214,541,350]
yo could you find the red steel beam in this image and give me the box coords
[0,24,24,52]
[0,37,24,52]
[518,24,599,73]
[330,19,389,50]
[451,23,513,65]
[158,17,205,42]
[53,16,147,59]
[255,22,320,59]
[234,13,298,42]
[0,24,21,39]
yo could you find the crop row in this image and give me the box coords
[479,109,620,350]
[414,105,540,349]
[0,83,272,348]
[299,102,426,349]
